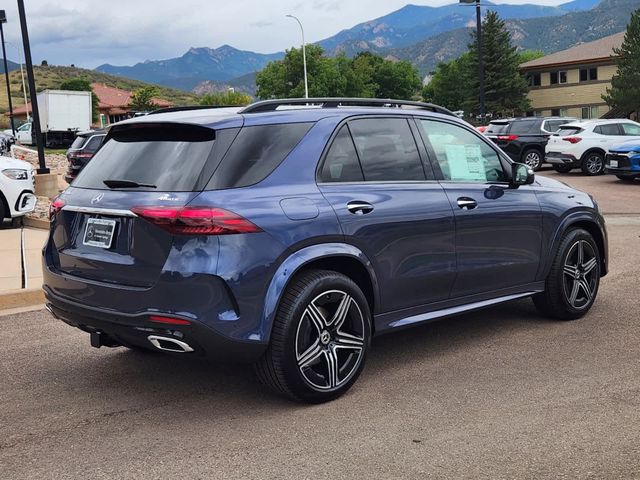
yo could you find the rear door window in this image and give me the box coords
[73,124,219,191]
[508,120,537,135]
[418,119,507,183]
[319,126,364,182]
[208,123,313,189]
[594,124,621,136]
[348,118,425,182]
[70,136,88,149]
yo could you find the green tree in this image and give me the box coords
[256,47,421,100]
[422,53,472,112]
[466,11,530,118]
[129,86,160,112]
[200,90,252,106]
[60,78,99,122]
[603,9,640,118]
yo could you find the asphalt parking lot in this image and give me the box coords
[1,170,639,479]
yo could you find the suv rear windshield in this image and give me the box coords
[70,135,88,149]
[485,122,509,135]
[555,126,584,136]
[73,122,313,192]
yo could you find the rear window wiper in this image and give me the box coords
[103,179,157,189]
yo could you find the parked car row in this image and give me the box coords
[481,116,640,182]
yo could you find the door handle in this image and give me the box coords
[347,201,374,215]
[457,197,477,210]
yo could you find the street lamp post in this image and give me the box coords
[0,11,16,137]
[286,14,308,99]
[460,0,485,121]
[17,0,48,174]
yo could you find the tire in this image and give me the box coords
[0,199,6,222]
[522,149,543,171]
[254,269,372,403]
[533,228,601,320]
[553,164,573,173]
[616,175,636,183]
[581,151,605,176]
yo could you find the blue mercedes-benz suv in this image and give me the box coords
[43,98,608,403]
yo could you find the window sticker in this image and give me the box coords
[445,144,486,181]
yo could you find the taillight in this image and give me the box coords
[497,135,519,141]
[562,137,582,144]
[149,315,191,326]
[131,206,262,236]
[69,153,93,159]
[49,196,65,220]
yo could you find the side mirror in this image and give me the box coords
[511,162,535,187]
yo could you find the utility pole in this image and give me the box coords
[0,11,15,136]
[17,0,48,173]
[460,0,485,122]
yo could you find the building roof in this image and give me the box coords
[9,83,172,116]
[520,31,625,70]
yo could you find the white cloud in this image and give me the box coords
[1,0,567,68]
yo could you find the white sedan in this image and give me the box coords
[0,155,37,222]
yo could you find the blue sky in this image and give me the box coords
[2,0,567,68]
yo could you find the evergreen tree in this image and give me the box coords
[603,9,640,118]
[422,53,472,112]
[466,11,530,119]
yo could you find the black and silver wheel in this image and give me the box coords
[616,175,636,183]
[581,152,605,176]
[552,164,572,173]
[522,149,542,171]
[255,270,371,403]
[533,228,600,320]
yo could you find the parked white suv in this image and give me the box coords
[0,156,37,223]
[545,119,640,175]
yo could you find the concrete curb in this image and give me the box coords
[0,288,45,311]
[23,217,50,230]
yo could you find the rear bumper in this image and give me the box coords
[545,152,579,166]
[44,287,266,362]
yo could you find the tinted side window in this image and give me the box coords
[595,124,621,136]
[348,118,425,182]
[509,120,537,134]
[544,120,568,133]
[419,120,507,183]
[319,126,364,182]
[208,122,313,189]
[621,123,640,136]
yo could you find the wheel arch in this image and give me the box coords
[260,243,380,341]
[579,147,606,162]
[544,214,608,279]
[0,189,10,219]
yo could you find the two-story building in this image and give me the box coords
[520,32,625,120]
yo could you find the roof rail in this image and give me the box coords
[147,105,240,115]
[240,98,456,117]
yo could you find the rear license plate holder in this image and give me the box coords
[83,218,117,248]
[609,160,618,168]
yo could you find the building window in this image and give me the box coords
[550,71,567,85]
[581,106,599,120]
[550,72,558,84]
[527,73,541,87]
[560,108,569,117]
[580,67,598,82]
[559,71,567,84]
[551,108,561,116]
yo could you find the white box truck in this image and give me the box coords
[16,90,92,148]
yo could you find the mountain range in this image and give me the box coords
[95,0,634,94]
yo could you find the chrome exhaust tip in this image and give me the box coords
[147,335,194,353]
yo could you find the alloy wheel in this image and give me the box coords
[524,151,541,170]
[585,155,603,175]
[562,240,598,309]
[295,290,366,391]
